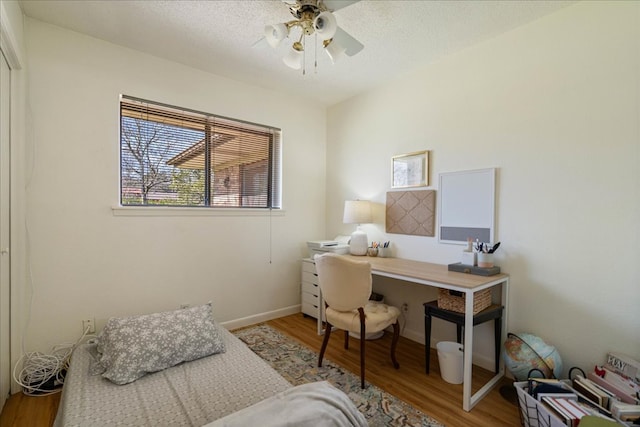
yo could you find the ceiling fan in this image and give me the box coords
[263,0,364,72]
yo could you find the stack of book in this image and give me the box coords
[528,379,614,426]
[573,375,617,410]
[571,352,640,425]
[611,402,640,425]
[540,394,592,427]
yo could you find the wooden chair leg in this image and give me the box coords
[318,321,333,367]
[358,307,366,389]
[390,320,400,369]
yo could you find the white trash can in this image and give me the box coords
[436,341,464,384]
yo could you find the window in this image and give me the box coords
[120,95,281,209]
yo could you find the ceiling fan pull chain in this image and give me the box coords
[302,35,306,76]
[314,33,318,74]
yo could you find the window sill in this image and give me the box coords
[111,206,286,217]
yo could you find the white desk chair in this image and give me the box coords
[315,253,401,389]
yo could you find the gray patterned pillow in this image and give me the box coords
[95,303,226,385]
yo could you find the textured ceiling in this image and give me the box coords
[19,0,573,106]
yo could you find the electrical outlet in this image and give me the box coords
[401,303,409,313]
[82,318,95,334]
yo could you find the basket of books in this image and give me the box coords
[514,352,640,427]
[515,378,624,427]
[437,288,491,314]
[578,352,640,425]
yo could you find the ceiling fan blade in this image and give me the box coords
[252,37,268,49]
[322,0,360,12]
[333,26,363,56]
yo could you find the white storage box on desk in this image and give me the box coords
[515,381,572,427]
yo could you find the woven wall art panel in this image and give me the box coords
[386,190,436,236]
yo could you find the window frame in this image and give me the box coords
[117,95,282,212]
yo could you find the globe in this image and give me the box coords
[502,332,563,380]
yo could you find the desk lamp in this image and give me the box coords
[343,200,372,256]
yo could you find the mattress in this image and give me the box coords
[54,326,292,427]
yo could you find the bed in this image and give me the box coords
[54,304,366,426]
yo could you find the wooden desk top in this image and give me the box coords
[344,254,508,290]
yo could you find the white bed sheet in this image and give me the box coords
[54,327,292,427]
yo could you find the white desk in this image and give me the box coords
[306,255,509,412]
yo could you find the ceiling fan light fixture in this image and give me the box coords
[262,0,363,73]
[264,23,288,48]
[283,41,304,69]
[324,39,346,64]
[313,11,337,40]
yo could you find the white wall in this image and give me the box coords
[22,19,327,351]
[326,1,640,373]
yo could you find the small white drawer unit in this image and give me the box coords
[300,258,324,334]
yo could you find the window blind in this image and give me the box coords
[120,95,281,208]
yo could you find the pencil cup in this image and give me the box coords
[477,253,494,268]
[378,248,390,258]
[367,247,378,257]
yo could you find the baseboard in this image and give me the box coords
[220,304,301,331]
[400,325,424,344]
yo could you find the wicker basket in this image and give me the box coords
[437,288,491,314]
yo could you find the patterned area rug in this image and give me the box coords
[234,324,445,427]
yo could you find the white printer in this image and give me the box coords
[306,239,350,258]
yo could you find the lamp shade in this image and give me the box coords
[283,44,304,69]
[264,23,288,48]
[313,11,337,41]
[324,39,346,64]
[343,200,372,224]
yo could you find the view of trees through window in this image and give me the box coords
[120,96,281,208]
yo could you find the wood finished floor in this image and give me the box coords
[0,313,520,426]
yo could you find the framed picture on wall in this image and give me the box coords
[391,150,429,188]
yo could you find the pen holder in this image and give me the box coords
[367,247,378,257]
[477,253,494,268]
[378,247,390,258]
